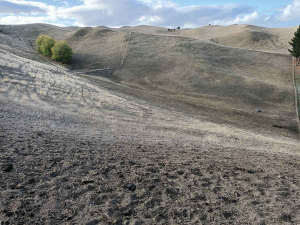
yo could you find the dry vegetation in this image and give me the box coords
[0,23,300,224]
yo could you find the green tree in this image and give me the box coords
[36,35,46,53]
[51,40,73,63]
[289,25,300,65]
[36,35,56,57]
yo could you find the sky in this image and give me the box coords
[0,0,299,28]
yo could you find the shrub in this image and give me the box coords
[36,35,56,57]
[36,35,45,53]
[51,40,73,63]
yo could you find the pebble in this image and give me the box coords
[127,184,136,191]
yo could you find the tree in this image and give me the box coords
[289,25,300,65]
[51,40,73,63]
[36,35,56,57]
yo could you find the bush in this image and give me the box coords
[36,35,56,57]
[51,40,73,63]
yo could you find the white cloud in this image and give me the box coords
[0,0,299,28]
[0,15,66,27]
[1,0,56,13]
[53,0,259,27]
[277,0,300,21]
[212,11,260,26]
[138,15,164,24]
[0,0,45,14]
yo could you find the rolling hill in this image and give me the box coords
[1,23,298,135]
[1,23,300,224]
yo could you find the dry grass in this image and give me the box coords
[119,24,297,54]
[1,24,300,225]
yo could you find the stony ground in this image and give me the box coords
[1,43,300,225]
[1,105,300,225]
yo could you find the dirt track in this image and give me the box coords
[1,24,300,224]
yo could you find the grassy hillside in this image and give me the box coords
[119,24,297,54]
[115,32,297,133]
[1,44,300,225]
[118,32,292,107]
[1,24,300,225]
[1,24,298,135]
[65,27,127,70]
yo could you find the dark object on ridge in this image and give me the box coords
[127,184,136,191]
[177,27,180,29]
[257,109,261,112]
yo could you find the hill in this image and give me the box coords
[1,23,300,224]
[1,23,297,136]
[119,24,297,54]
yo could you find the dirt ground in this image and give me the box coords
[1,24,300,224]
[1,100,300,225]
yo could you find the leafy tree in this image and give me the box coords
[289,25,300,65]
[51,40,73,63]
[36,35,46,53]
[36,35,56,57]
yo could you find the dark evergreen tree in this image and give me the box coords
[289,25,300,65]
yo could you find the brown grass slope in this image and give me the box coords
[1,48,300,225]
[2,24,300,225]
[0,24,75,62]
[120,24,297,54]
[0,24,298,136]
[116,32,298,134]
[65,27,127,70]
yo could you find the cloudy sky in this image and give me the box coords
[0,0,299,28]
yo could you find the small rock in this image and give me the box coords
[223,212,233,219]
[127,184,136,191]
[122,209,133,217]
[28,178,35,184]
[1,163,13,172]
[86,220,99,225]
[82,180,94,185]
[247,169,256,174]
